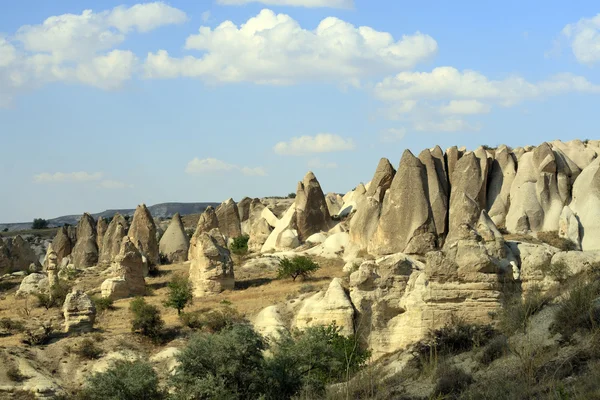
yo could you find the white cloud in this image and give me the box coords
[274,133,355,155]
[99,179,133,189]
[307,158,338,169]
[561,14,600,65]
[414,118,481,132]
[144,9,437,84]
[439,100,491,115]
[186,158,267,176]
[0,2,186,107]
[380,128,406,142]
[33,171,103,183]
[217,0,353,8]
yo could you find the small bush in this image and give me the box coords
[277,256,320,281]
[434,366,473,398]
[164,275,193,315]
[129,297,164,341]
[230,235,250,256]
[93,296,114,313]
[76,338,103,360]
[0,317,25,333]
[80,360,164,400]
[480,335,509,365]
[499,287,549,335]
[288,192,296,199]
[31,218,49,230]
[22,323,53,346]
[540,260,571,283]
[552,280,600,339]
[537,230,578,251]
[158,252,170,265]
[6,363,26,382]
[181,303,246,333]
[35,282,72,309]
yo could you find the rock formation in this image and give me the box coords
[558,206,582,250]
[10,235,40,272]
[216,198,242,239]
[96,217,108,253]
[571,157,600,251]
[63,289,96,334]
[194,206,219,237]
[237,197,253,224]
[418,147,449,240]
[486,145,517,228]
[295,171,331,242]
[188,230,234,297]
[101,237,146,300]
[159,213,189,263]
[52,226,73,265]
[128,204,159,266]
[71,213,98,268]
[365,158,396,202]
[45,245,59,290]
[247,218,272,252]
[99,213,128,265]
[16,273,49,297]
[325,193,344,216]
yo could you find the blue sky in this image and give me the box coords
[1,0,600,223]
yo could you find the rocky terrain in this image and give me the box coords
[1,139,600,399]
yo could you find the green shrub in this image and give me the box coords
[499,287,549,335]
[537,231,578,251]
[277,256,320,281]
[164,275,193,315]
[129,297,164,341]
[480,335,509,365]
[6,363,26,382]
[288,192,296,199]
[0,317,24,333]
[31,218,48,230]
[76,338,103,360]
[434,366,473,398]
[180,304,245,333]
[80,360,164,400]
[35,282,72,310]
[158,252,170,265]
[93,296,114,313]
[552,280,600,339]
[540,260,571,283]
[230,235,250,256]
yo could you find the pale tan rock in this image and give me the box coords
[216,198,242,239]
[63,289,96,334]
[101,237,146,299]
[551,139,598,170]
[128,204,159,266]
[294,278,354,336]
[72,213,98,268]
[486,145,517,228]
[571,158,600,251]
[237,197,253,223]
[242,198,266,235]
[247,218,272,252]
[445,146,464,187]
[45,244,59,290]
[11,235,40,272]
[52,226,73,265]
[506,241,558,295]
[260,206,279,228]
[558,206,581,250]
[159,213,189,262]
[325,193,344,216]
[295,172,331,242]
[194,206,219,238]
[99,213,128,265]
[365,158,396,202]
[261,205,297,253]
[418,148,449,239]
[188,231,234,296]
[253,305,286,339]
[16,273,49,297]
[96,217,108,252]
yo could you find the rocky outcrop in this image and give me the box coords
[16,273,49,297]
[325,193,344,216]
[71,213,98,268]
[63,289,96,334]
[99,213,128,265]
[10,235,40,272]
[52,226,73,265]
[445,146,464,187]
[418,147,449,240]
[128,204,159,266]
[101,237,146,300]
[260,205,300,253]
[369,150,436,255]
[558,206,582,250]
[295,172,331,242]
[571,158,600,251]
[45,244,59,290]
[0,237,10,274]
[485,146,517,228]
[194,206,219,237]
[216,198,242,239]
[159,213,189,263]
[96,217,108,253]
[188,230,234,297]
[348,195,381,253]
[237,197,253,223]
[247,218,272,252]
[365,158,396,202]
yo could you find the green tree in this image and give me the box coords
[164,275,193,315]
[130,297,164,341]
[287,192,296,199]
[277,256,320,281]
[80,360,164,400]
[230,235,250,256]
[31,218,48,230]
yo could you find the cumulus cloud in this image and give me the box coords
[33,171,103,183]
[561,14,600,65]
[307,158,338,169]
[144,9,437,85]
[274,133,355,155]
[379,128,406,143]
[186,158,267,176]
[217,0,353,8]
[0,2,186,106]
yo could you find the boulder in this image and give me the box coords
[63,289,96,334]
[216,198,242,239]
[558,206,582,250]
[101,237,146,300]
[295,172,331,242]
[99,213,128,265]
[128,204,159,266]
[159,213,190,263]
[16,273,49,297]
[260,206,279,228]
[293,278,354,336]
[325,193,344,216]
[253,305,286,339]
[188,230,234,296]
[247,218,272,252]
[71,213,98,268]
[369,150,436,255]
[365,158,396,202]
[52,226,73,264]
[96,217,108,252]
[486,145,517,228]
[571,158,600,251]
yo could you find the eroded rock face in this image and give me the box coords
[96,217,108,253]
[325,193,344,216]
[486,145,517,229]
[194,206,219,238]
[188,230,234,296]
[63,289,96,334]
[16,273,49,297]
[237,197,253,223]
[295,172,331,242]
[558,206,582,250]
[216,198,242,239]
[45,244,59,290]
[99,213,128,265]
[159,213,189,263]
[418,147,449,240]
[101,237,146,300]
[369,150,436,255]
[128,204,159,267]
[10,235,40,272]
[72,213,98,268]
[52,226,73,265]
[571,158,600,251]
[247,218,272,252]
[365,158,396,202]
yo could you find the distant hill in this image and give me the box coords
[0,202,220,232]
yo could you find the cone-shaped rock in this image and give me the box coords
[237,197,253,223]
[11,235,40,272]
[101,236,146,299]
[96,217,108,252]
[419,148,448,239]
[295,171,331,242]
[159,213,189,263]
[128,204,159,266]
[189,230,234,297]
[72,213,98,268]
[52,226,72,265]
[216,198,242,239]
[365,158,396,202]
[445,146,464,187]
[571,157,600,251]
[369,150,436,255]
[99,213,128,265]
[486,145,516,228]
[194,206,219,238]
[325,193,344,216]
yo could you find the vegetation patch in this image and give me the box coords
[537,230,578,251]
[277,256,320,281]
[130,297,164,342]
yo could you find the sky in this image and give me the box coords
[1,0,600,223]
